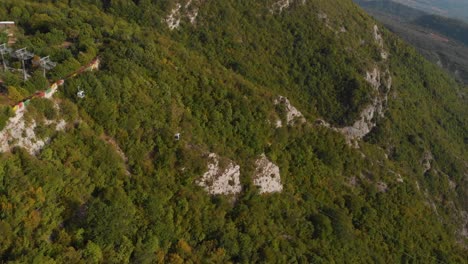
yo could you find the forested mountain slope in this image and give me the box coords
[0,0,467,263]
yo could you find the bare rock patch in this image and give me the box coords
[253,154,283,194]
[197,153,242,195]
[274,96,306,126]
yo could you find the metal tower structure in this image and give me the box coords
[13,48,34,81]
[38,56,56,78]
[0,43,11,72]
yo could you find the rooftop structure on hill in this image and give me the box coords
[0,21,15,27]
[0,21,16,45]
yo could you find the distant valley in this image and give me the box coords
[392,0,468,22]
[355,0,468,84]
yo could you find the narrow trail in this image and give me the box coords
[102,134,131,176]
[11,57,100,112]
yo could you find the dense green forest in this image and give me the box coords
[0,0,467,263]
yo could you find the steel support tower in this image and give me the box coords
[13,48,34,81]
[38,56,56,78]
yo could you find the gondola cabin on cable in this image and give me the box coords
[77,90,85,99]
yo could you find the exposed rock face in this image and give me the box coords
[0,82,69,156]
[165,3,182,30]
[197,153,242,195]
[275,119,283,128]
[348,176,359,187]
[373,25,384,48]
[184,0,200,25]
[338,25,392,142]
[197,153,283,196]
[396,173,404,183]
[338,67,392,144]
[274,96,306,126]
[313,25,392,146]
[460,210,468,241]
[314,119,331,128]
[253,154,283,194]
[421,151,433,174]
[448,179,457,189]
[373,25,388,60]
[55,119,66,131]
[1,110,44,155]
[317,11,335,31]
[338,104,376,143]
[271,0,306,13]
[380,51,388,60]
[165,0,202,30]
[376,181,388,192]
[0,109,67,155]
[317,12,328,20]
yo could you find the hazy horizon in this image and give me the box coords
[390,0,468,21]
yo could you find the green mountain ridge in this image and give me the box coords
[0,0,466,263]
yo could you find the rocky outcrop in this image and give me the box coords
[276,67,391,145]
[373,25,383,48]
[337,67,392,144]
[197,153,284,195]
[275,119,283,128]
[421,151,433,174]
[376,181,388,192]
[271,0,307,13]
[317,11,335,31]
[165,0,202,30]
[274,96,306,127]
[311,25,392,145]
[197,153,242,195]
[0,82,68,155]
[317,12,328,20]
[460,210,468,242]
[253,154,283,194]
[55,119,66,131]
[165,3,182,30]
[0,110,45,155]
[373,25,388,60]
[0,109,66,155]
